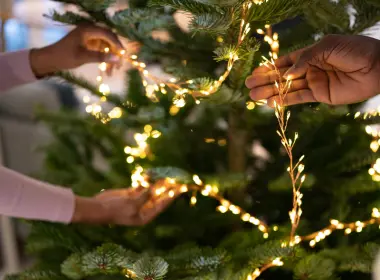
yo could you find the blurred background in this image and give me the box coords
[0,0,380,279]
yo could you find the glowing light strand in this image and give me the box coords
[247,257,284,280]
[124,125,162,163]
[80,4,380,279]
[130,167,269,233]
[364,124,380,181]
[301,208,380,247]
[262,56,305,242]
[86,1,254,113]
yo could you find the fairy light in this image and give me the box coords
[86,6,380,278]
[190,195,197,205]
[131,165,149,188]
[249,257,283,280]
[123,127,162,161]
[246,101,256,110]
[68,4,380,279]
[263,56,305,242]
[83,96,90,103]
[258,25,279,60]
[252,0,269,4]
[300,208,380,247]
[89,1,255,109]
[129,166,268,232]
[363,122,380,181]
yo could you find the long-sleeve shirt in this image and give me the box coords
[0,50,75,223]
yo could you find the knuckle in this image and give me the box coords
[249,90,258,100]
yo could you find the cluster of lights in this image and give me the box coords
[83,47,126,123]
[364,125,380,181]
[88,1,255,113]
[353,107,380,120]
[247,257,284,280]
[79,3,380,279]
[130,166,269,234]
[263,55,306,242]
[79,1,268,120]
[302,208,380,247]
[204,138,227,146]
[244,24,279,111]
[257,25,279,60]
[252,0,269,4]
[124,124,161,164]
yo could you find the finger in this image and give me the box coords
[250,79,308,101]
[136,193,179,225]
[82,50,121,64]
[252,48,306,75]
[246,68,289,89]
[81,25,124,53]
[125,186,146,197]
[284,43,328,80]
[106,63,114,76]
[132,188,151,208]
[96,188,128,199]
[267,89,316,107]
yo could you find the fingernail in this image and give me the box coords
[245,75,253,87]
[105,54,120,63]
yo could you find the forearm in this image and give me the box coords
[0,166,109,223]
[0,166,74,222]
[0,50,37,92]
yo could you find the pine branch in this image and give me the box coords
[61,254,85,280]
[27,222,90,253]
[148,0,225,14]
[5,271,67,280]
[81,244,136,275]
[165,246,229,277]
[53,71,125,108]
[45,10,94,25]
[133,256,169,280]
[194,0,243,7]
[248,240,295,268]
[247,0,308,23]
[303,0,350,33]
[51,0,115,12]
[294,254,336,280]
[190,10,234,34]
[350,0,380,34]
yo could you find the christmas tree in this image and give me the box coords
[7,0,380,279]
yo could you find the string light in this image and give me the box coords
[257,25,279,60]
[78,4,380,279]
[363,123,380,181]
[130,166,268,233]
[123,126,162,162]
[88,1,254,111]
[262,56,305,242]
[300,208,380,247]
[252,0,269,4]
[248,257,283,280]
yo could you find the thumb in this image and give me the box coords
[284,50,313,80]
[82,50,120,64]
[132,188,151,208]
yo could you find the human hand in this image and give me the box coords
[246,35,380,106]
[72,187,178,226]
[30,24,124,77]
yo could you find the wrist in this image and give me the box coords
[71,196,110,224]
[29,46,59,78]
